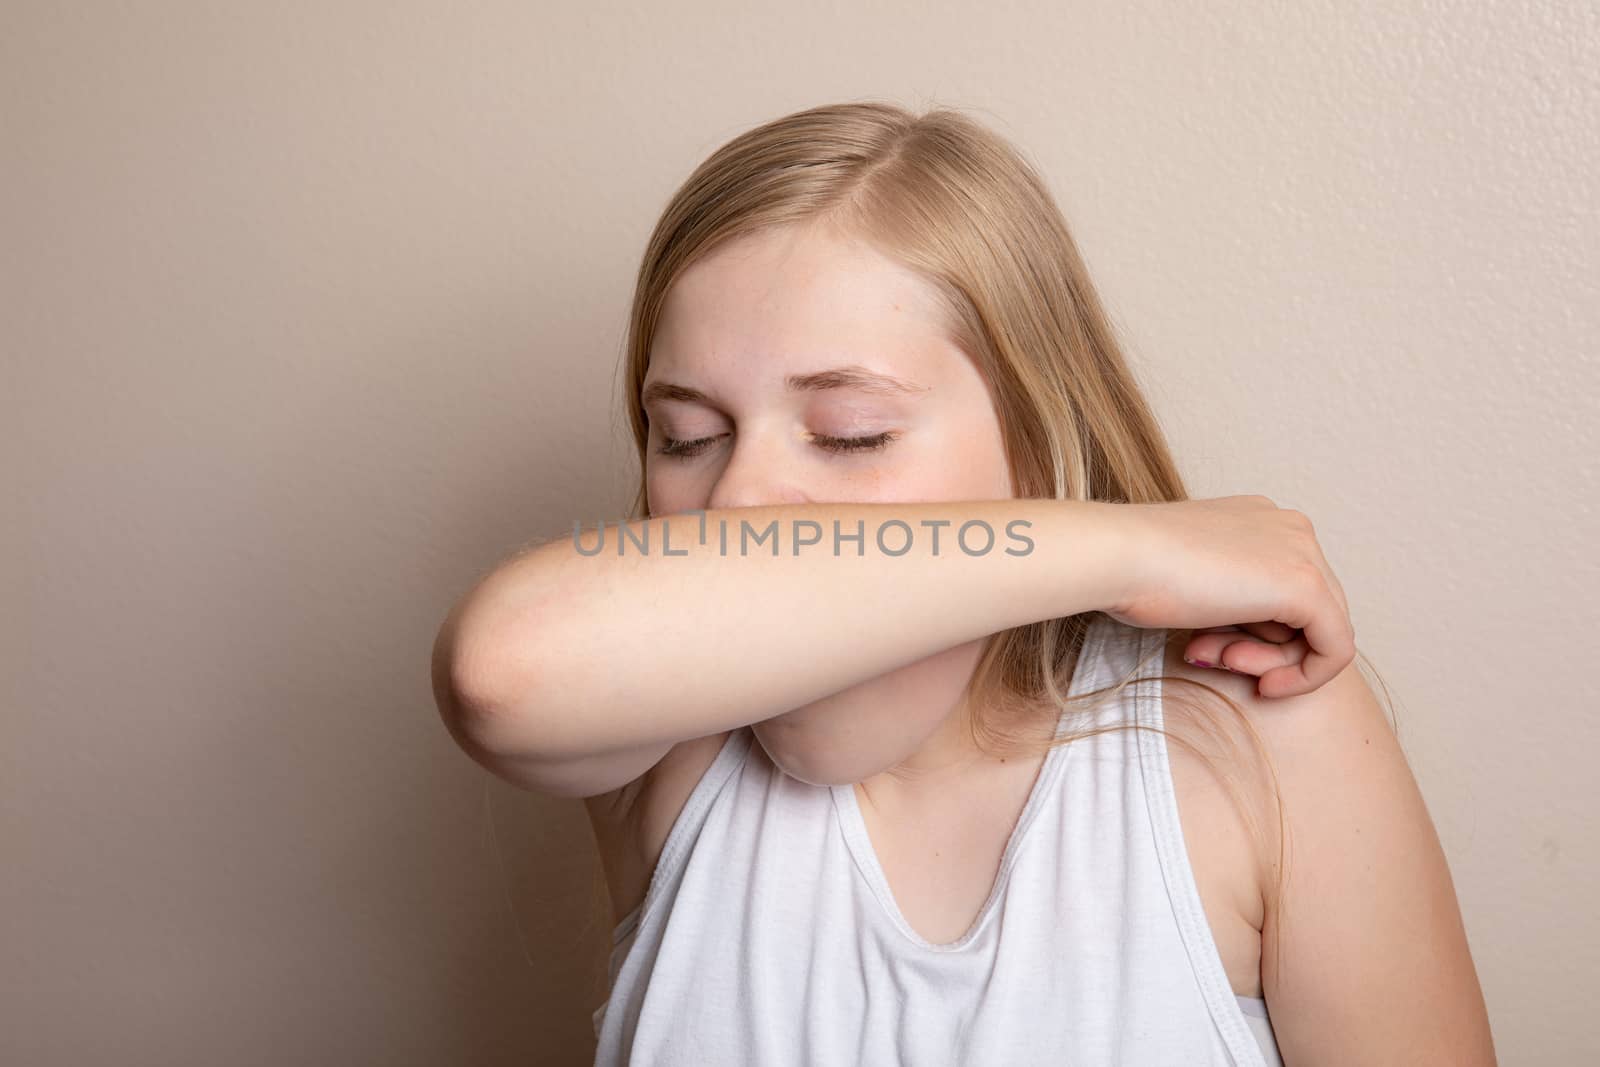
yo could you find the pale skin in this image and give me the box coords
[642,222,1062,796]
[435,221,1495,1063]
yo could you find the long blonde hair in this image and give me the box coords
[601,98,1395,989]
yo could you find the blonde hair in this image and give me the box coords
[597,98,1395,991]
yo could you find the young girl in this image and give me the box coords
[431,102,1494,1065]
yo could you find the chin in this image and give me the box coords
[750,715,887,788]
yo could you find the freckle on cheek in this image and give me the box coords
[847,468,885,494]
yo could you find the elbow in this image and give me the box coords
[430,582,550,762]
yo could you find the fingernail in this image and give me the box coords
[1186,658,1213,668]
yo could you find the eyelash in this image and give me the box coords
[655,431,898,459]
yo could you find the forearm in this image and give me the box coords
[442,498,1130,760]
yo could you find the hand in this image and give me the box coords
[1102,494,1355,697]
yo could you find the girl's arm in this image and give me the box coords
[433,499,1133,765]
[431,493,1355,798]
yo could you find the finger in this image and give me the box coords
[1184,632,1302,677]
[1258,573,1355,697]
[1193,621,1296,643]
[1326,567,1350,628]
[1299,531,1352,638]
[1239,620,1297,643]
[1220,635,1304,676]
[1308,552,1349,625]
[1184,631,1256,667]
[1303,556,1355,666]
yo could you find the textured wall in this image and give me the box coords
[6,2,1595,1063]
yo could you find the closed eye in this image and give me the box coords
[655,431,899,459]
[810,431,898,455]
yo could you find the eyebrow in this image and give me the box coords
[641,364,930,407]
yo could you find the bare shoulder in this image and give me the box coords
[1154,629,1401,901]
[583,730,736,926]
[1159,631,1495,1062]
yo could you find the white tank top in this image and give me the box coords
[591,614,1284,1064]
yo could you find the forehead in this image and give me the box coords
[648,225,957,382]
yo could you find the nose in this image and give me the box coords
[704,429,810,511]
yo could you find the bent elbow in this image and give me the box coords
[430,584,551,761]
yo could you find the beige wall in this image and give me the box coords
[7,3,1595,1063]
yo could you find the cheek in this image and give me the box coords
[644,466,698,516]
[946,423,1014,496]
[884,432,1013,500]
[952,448,1015,496]
[834,463,888,499]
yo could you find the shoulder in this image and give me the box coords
[1155,627,1415,918]
[1158,630,1496,1062]
[1154,627,1402,879]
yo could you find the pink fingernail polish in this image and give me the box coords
[1186,658,1212,668]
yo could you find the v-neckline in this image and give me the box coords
[829,614,1109,951]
